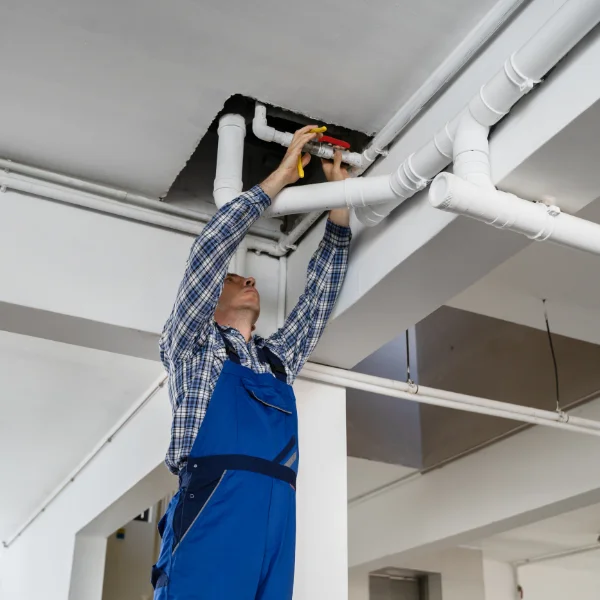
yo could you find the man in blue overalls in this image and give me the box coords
[153,124,351,599]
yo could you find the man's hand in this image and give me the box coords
[321,150,349,183]
[323,150,351,227]
[260,125,322,198]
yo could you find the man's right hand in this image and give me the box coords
[321,150,349,182]
[260,125,322,198]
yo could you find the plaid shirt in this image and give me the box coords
[159,185,351,474]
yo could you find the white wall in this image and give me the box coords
[518,563,600,600]
[0,379,347,600]
[403,548,486,600]
[348,548,486,600]
[101,516,156,600]
[0,189,281,345]
[483,559,516,600]
[348,568,369,600]
[69,536,107,600]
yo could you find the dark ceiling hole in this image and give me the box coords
[166,94,372,234]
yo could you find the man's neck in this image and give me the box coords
[215,311,255,342]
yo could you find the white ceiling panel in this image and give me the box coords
[0,0,500,196]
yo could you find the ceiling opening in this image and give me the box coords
[163,94,371,237]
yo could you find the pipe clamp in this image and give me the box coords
[504,53,542,93]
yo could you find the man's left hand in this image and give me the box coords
[323,150,351,227]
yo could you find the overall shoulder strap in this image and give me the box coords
[257,345,288,383]
[218,330,241,364]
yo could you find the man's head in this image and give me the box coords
[214,273,260,329]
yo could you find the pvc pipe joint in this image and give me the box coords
[430,172,561,241]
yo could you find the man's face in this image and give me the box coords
[217,273,261,319]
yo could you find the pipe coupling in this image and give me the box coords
[390,155,429,198]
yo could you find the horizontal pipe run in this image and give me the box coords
[0,158,217,223]
[361,0,530,167]
[513,542,600,567]
[430,173,600,256]
[0,157,282,242]
[355,0,600,226]
[0,158,163,205]
[0,171,279,256]
[264,175,395,218]
[300,363,600,435]
[8,360,600,550]
[253,103,364,168]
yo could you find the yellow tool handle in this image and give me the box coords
[297,154,305,179]
[297,127,327,178]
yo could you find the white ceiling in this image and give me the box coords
[0,331,162,543]
[0,0,500,196]
[476,503,600,571]
[347,457,416,503]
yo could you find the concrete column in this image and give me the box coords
[294,379,347,600]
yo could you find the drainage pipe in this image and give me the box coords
[0,156,282,242]
[264,175,396,218]
[253,103,364,168]
[360,0,530,169]
[430,172,600,255]
[300,363,600,435]
[0,158,217,222]
[355,0,600,226]
[214,114,246,209]
[277,255,287,328]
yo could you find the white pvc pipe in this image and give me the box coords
[277,211,323,252]
[2,374,168,549]
[277,255,287,328]
[513,542,600,567]
[264,175,395,217]
[0,158,164,205]
[355,0,600,226]
[253,103,364,168]
[0,171,279,255]
[429,172,600,256]
[0,158,217,222]
[0,156,284,242]
[361,0,530,167]
[301,370,600,437]
[231,238,248,276]
[214,113,246,209]
[301,362,600,432]
[8,361,600,549]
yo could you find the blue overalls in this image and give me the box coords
[152,336,299,600]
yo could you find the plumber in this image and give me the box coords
[152,124,350,600]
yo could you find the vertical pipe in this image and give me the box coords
[234,238,247,276]
[277,255,287,328]
[214,114,246,208]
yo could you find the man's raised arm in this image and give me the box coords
[160,124,323,363]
